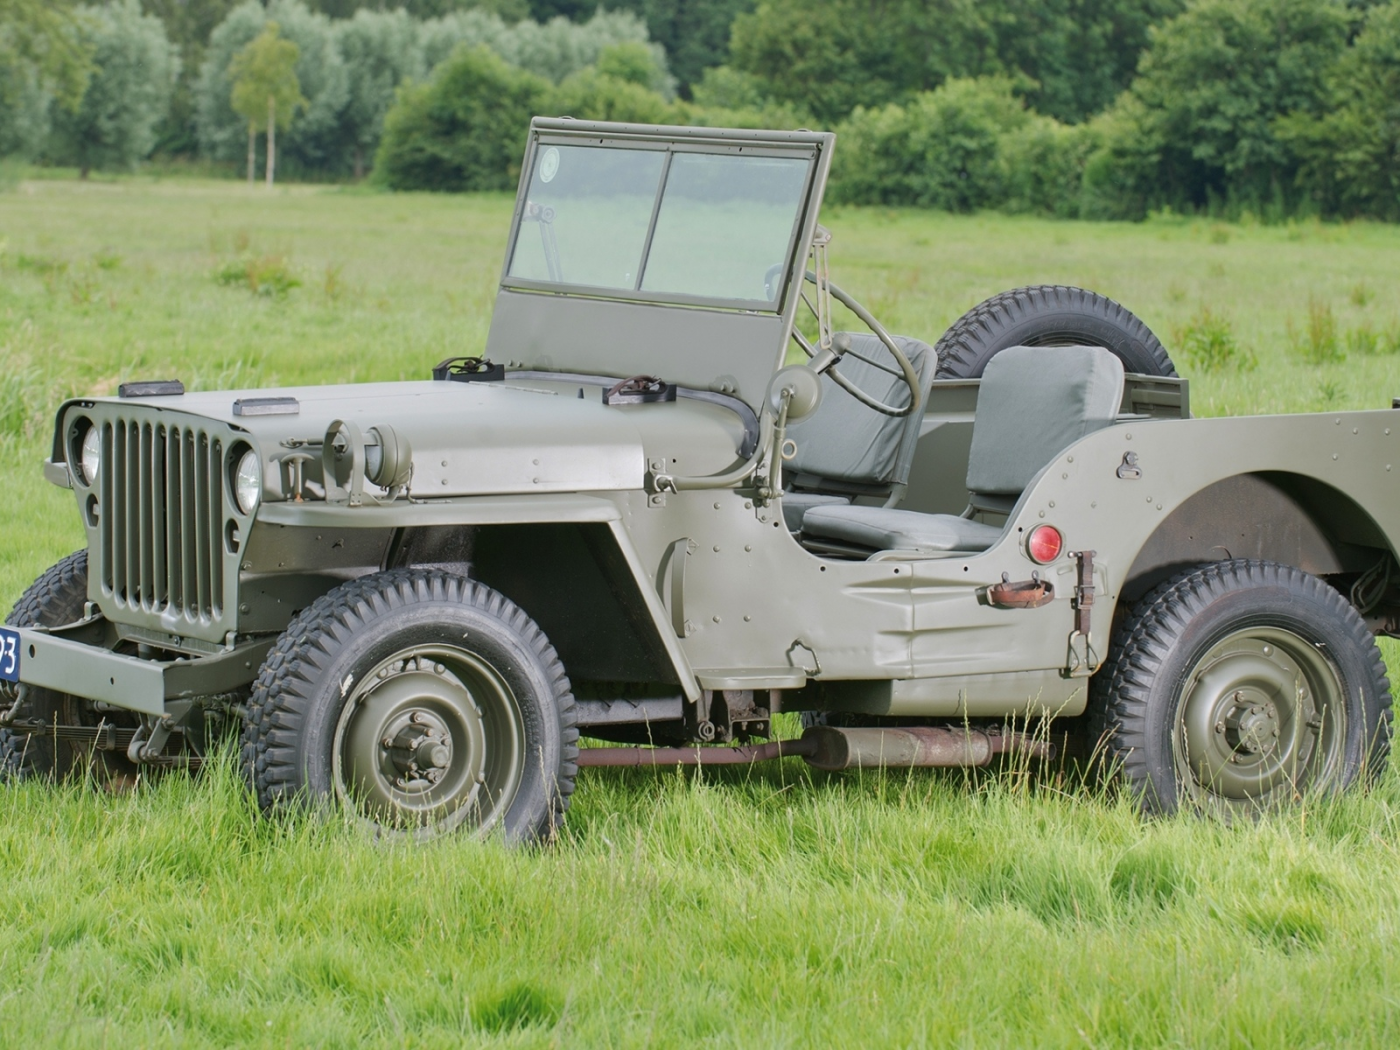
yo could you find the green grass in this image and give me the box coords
[5,177,1400,1046]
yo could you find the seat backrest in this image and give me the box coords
[783,333,937,490]
[966,346,1125,497]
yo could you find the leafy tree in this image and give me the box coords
[229,20,305,185]
[1280,1,1400,219]
[374,44,550,190]
[335,7,424,178]
[47,0,180,177]
[727,0,1184,125]
[422,7,667,89]
[309,0,527,18]
[139,1,241,155]
[196,1,349,177]
[0,0,93,109]
[527,0,753,92]
[1085,0,1349,218]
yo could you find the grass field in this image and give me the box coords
[4,175,1400,1046]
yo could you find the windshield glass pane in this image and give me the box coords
[641,153,809,303]
[507,145,664,290]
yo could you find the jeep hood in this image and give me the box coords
[77,379,649,499]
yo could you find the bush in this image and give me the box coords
[1175,306,1254,372]
[828,77,1031,211]
[374,45,550,191]
[1084,0,1348,220]
[1288,297,1344,364]
[1280,2,1400,221]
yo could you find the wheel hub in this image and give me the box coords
[380,708,455,789]
[333,645,524,834]
[1176,627,1344,806]
[1220,690,1280,756]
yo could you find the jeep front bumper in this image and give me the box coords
[6,625,273,717]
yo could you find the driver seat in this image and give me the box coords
[779,332,938,531]
[800,345,1125,555]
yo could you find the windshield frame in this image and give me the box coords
[499,124,827,315]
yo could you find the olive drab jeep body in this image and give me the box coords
[2,119,1396,839]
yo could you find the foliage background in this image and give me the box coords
[5,0,1400,219]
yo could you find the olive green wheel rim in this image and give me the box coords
[332,644,525,834]
[1173,626,1347,808]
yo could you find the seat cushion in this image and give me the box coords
[802,505,1003,553]
[783,333,936,487]
[780,492,851,532]
[966,345,1125,495]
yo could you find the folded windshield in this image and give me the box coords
[506,144,811,306]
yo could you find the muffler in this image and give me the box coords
[800,725,1051,770]
[575,725,1053,769]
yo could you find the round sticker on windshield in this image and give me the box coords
[539,147,560,183]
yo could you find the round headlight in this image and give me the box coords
[234,449,262,514]
[80,424,102,487]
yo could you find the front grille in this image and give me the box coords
[99,419,224,626]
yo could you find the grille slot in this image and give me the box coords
[100,419,224,625]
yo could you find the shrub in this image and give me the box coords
[1280,3,1400,221]
[1288,297,1344,364]
[1175,306,1254,372]
[1085,0,1348,220]
[828,77,1030,211]
[374,45,550,192]
[551,66,675,125]
[215,254,301,298]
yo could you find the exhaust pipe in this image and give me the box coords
[801,725,1051,770]
[576,725,1052,769]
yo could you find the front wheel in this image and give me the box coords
[241,569,578,844]
[1092,559,1392,816]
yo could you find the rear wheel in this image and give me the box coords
[935,285,1175,379]
[1092,559,1391,816]
[242,568,578,844]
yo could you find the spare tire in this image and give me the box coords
[934,285,1175,379]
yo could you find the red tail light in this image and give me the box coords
[1027,524,1063,564]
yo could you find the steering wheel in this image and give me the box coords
[768,266,922,418]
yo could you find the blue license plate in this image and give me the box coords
[0,628,18,683]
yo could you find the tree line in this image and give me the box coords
[2,0,1399,220]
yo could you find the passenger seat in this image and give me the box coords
[801,345,1126,555]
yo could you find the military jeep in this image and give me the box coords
[2,120,1395,842]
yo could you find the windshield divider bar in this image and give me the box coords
[634,150,674,292]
